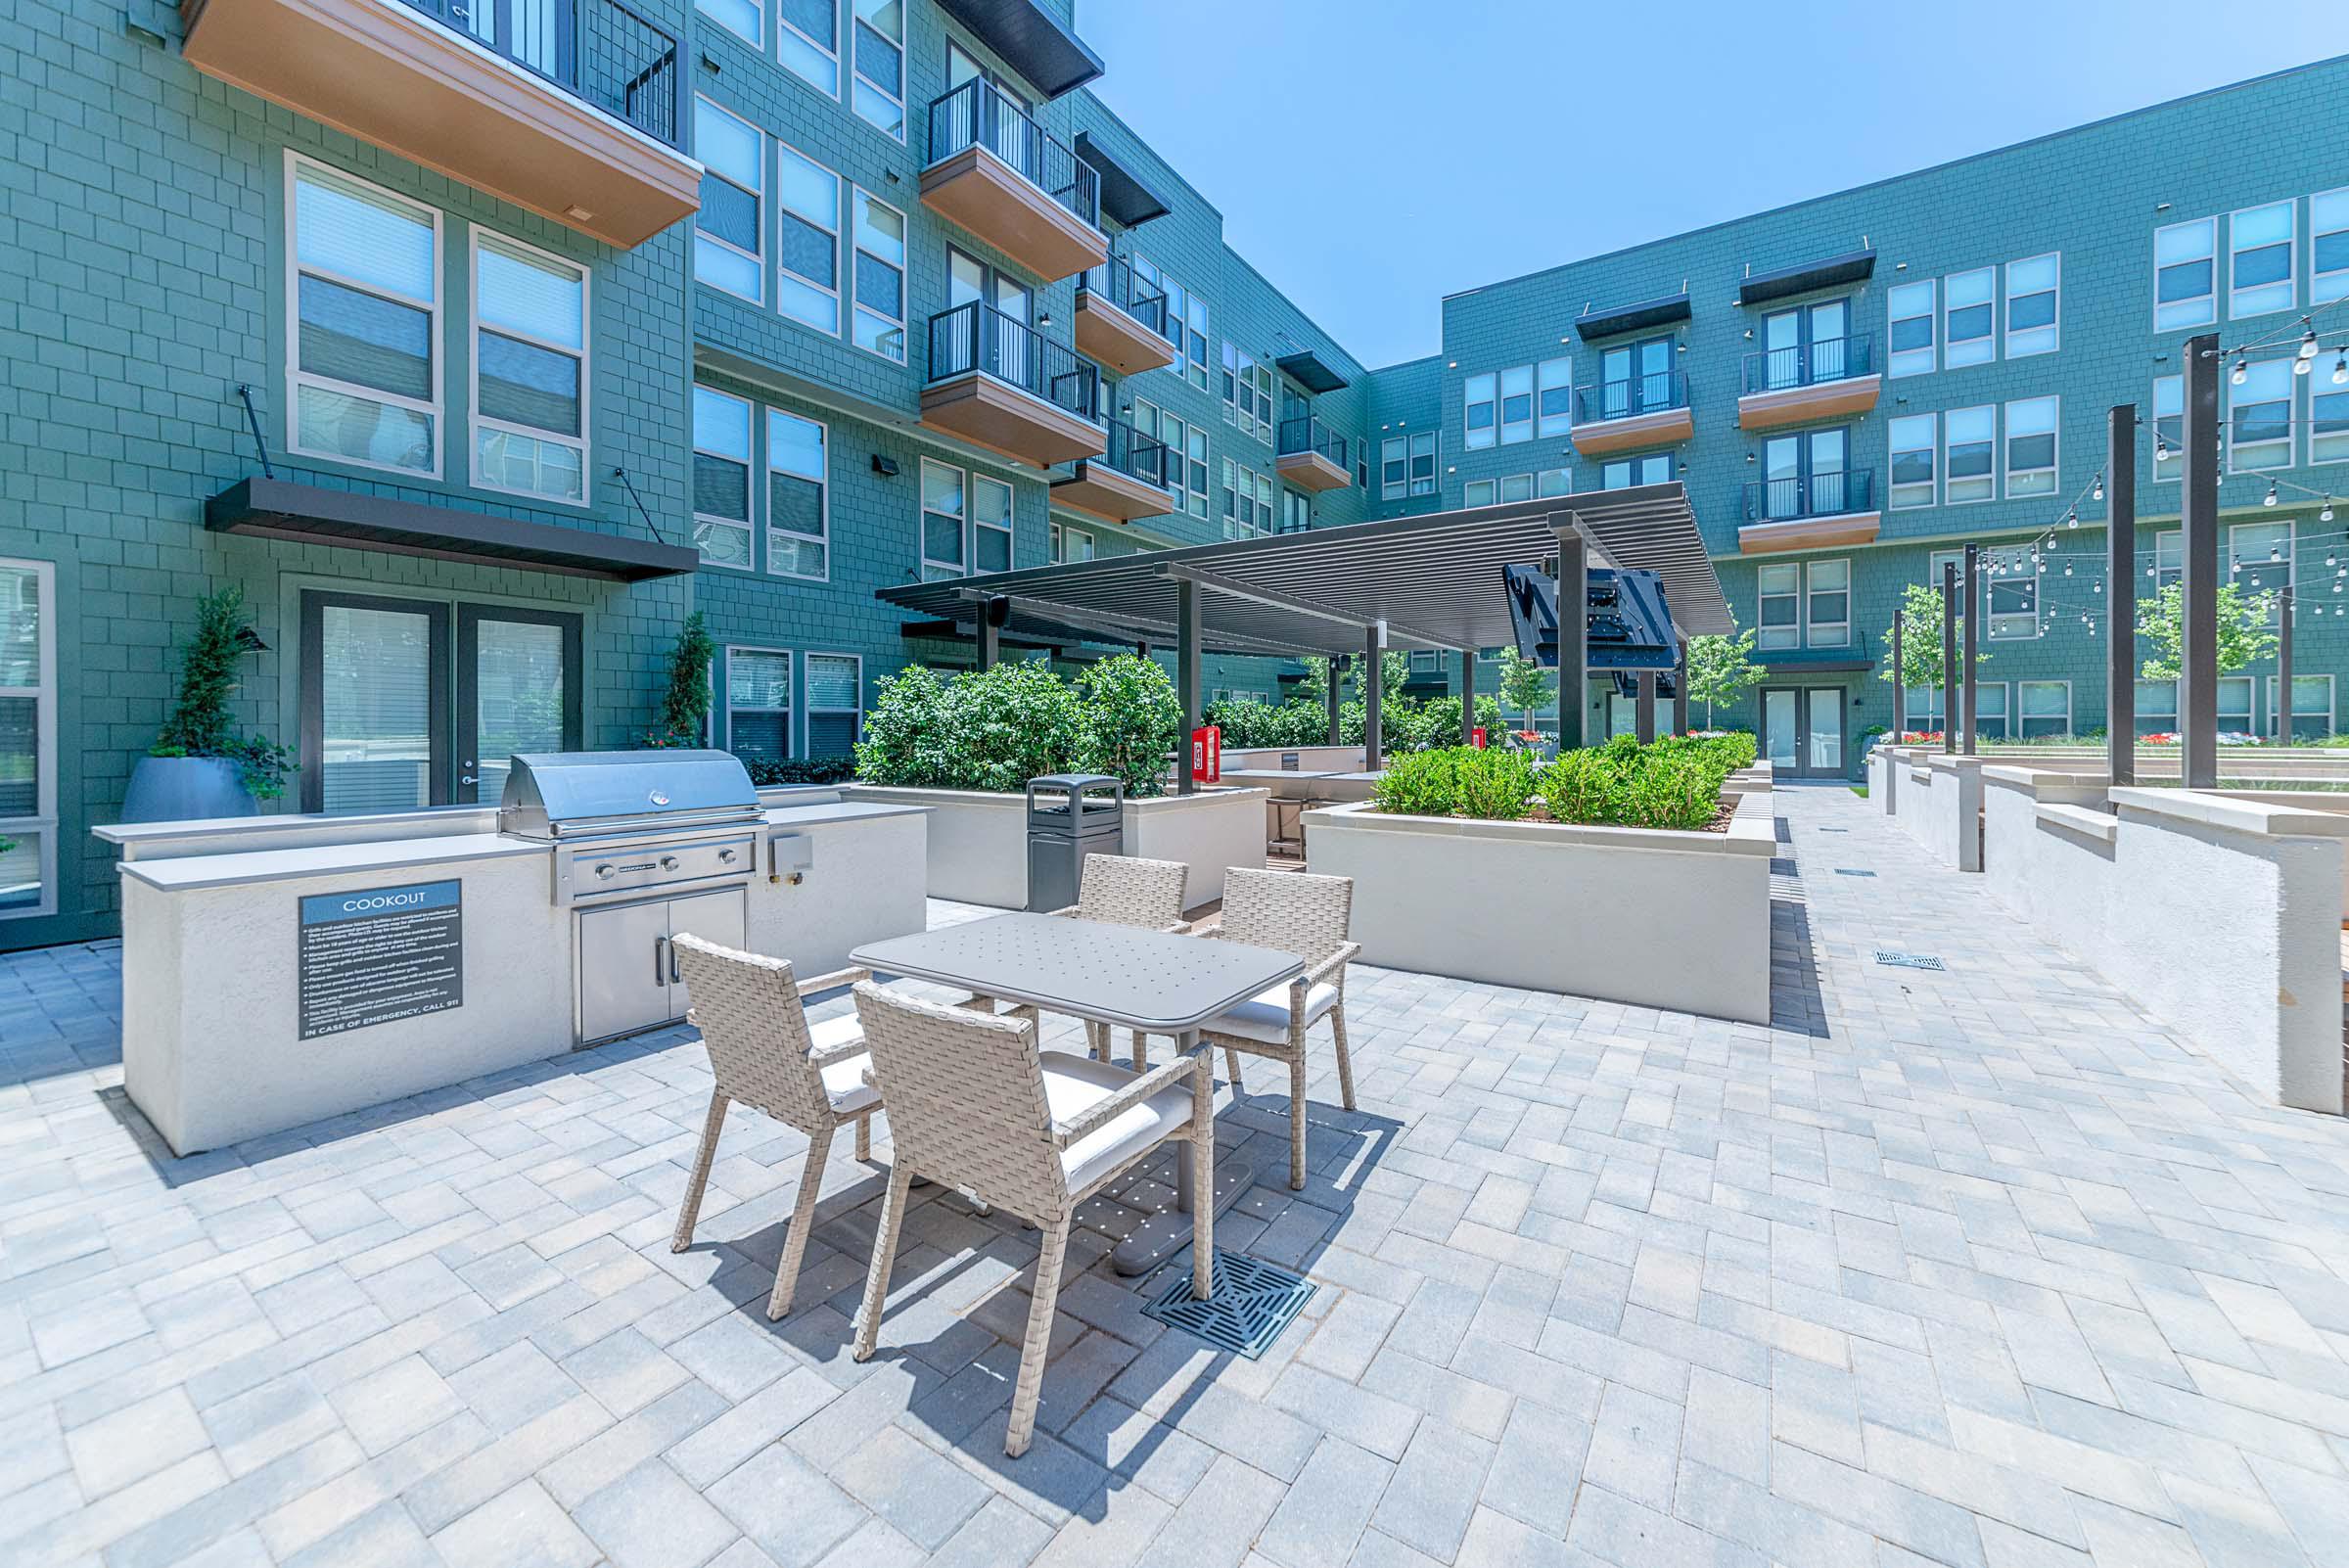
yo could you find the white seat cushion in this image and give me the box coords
[1205,981,1339,1046]
[1039,1050,1196,1193]
[810,1014,879,1117]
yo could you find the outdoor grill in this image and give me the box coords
[499,750,806,1044]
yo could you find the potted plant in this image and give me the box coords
[119,586,296,822]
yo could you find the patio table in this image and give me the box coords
[852,911,1304,1273]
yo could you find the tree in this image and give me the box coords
[2136,580,2276,684]
[151,585,296,798]
[1876,581,1989,729]
[1497,647,1553,731]
[1682,629,1769,728]
[647,612,717,746]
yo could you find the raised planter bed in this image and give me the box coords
[1302,789,1775,1024]
[1221,744,1364,773]
[840,783,1268,910]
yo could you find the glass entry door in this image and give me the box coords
[457,606,581,804]
[1761,686,1850,778]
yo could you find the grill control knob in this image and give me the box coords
[594,862,617,882]
[660,855,680,872]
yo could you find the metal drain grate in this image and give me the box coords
[1834,868,1877,878]
[1142,1249,1315,1358]
[1873,949,1945,971]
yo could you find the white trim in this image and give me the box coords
[724,643,793,761]
[920,456,967,578]
[2271,671,2335,737]
[773,135,843,338]
[1888,410,1936,509]
[1536,356,1572,438]
[2228,198,2298,320]
[2002,392,2058,499]
[0,557,57,921]
[2002,252,2060,358]
[283,151,444,481]
[1943,403,1997,505]
[850,185,906,363]
[1498,363,1534,446]
[692,96,765,306]
[972,472,1014,573]
[805,650,865,760]
[1886,277,1936,378]
[691,384,758,574]
[467,226,590,507]
[1463,371,1497,450]
[764,405,830,583]
[1942,265,1996,369]
[1756,561,1799,651]
[2315,186,2349,300]
[2152,374,2184,484]
[777,0,842,100]
[2016,678,2071,737]
[2153,214,2218,332]
[1803,557,1851,649]
[2227,356,2296,474]
[696,0,761,50]
[850,0,906,141]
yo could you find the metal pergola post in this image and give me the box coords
[1941,561,1958,756]
[1175,576,1202,796]
[1961,543,1979,757]
[1672,639,1687,736]
[1554,527,1588,751]
[2279,582,2295,744]
[2181,331,2222,790]
[1891,615,1907,738]
[1635,671,1657,743]
[976,600,1000,671]
[1324,655,1342,745]
[1460,647,1478,745]
[2107,404,2137,786]
[1361,625,1385,771]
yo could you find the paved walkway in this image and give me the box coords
[7,787,2349,1567]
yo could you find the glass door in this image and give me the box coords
[301,591,449,814]
[1806,687,1845,773]
[1763,689,1798,768]
[456,606,581,805]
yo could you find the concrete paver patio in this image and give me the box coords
[7,785,2349,1567]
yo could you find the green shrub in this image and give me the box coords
[1532,734,1741,831]
[854,656,1179,797]
[1370,747,1538,820]
[747,757,857,786]
[1073,655,1182,797]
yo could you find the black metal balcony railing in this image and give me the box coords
[1739,334,1876,396]
[1575,369,1689,424]
[927,78,1100,229]
[928,300,1100,423]
[1100,416,1169,487]
[1078,254,1167,337]
[397,0,681,147]
[1277,414,1348,470]
[1742,468,1876,523]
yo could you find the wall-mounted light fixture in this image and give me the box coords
[871,454,899,477]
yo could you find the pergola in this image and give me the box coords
[877,484,1732,791]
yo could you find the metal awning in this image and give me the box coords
[1073,131,1172,227]
[1275,350,1351,395]
[933,0,1103,98]
[1573,292,1692,341]
[1737,248,1876,306]
[205,477,699,581]
[877,484,1732,656]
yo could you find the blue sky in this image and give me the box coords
[1082,2,2349,371]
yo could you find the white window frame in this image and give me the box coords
[804,651,864,758]
[850,185,905,363]
[1464,372,1497,450]
[1498,364,1535,445]
[1537,467,1570,497]
[0,557,57,921]
[850,0,904,141]
[1887,278,1936,378]
[1756,562,1800,651]
[1972,681,2010,740]
[2003,394,2058,498]
[2227,357,2294,473]
[1804,558,1850,648]
[1379,436,1408,501]
[285,152,444,480]
[2229,200,2297,320]
[764,406,828,582]
[1463,479,1497,507]
[1051,520,1095,562]
[691,384,757,572]
[468,227,589,506]
[1184,427,1209,521]
[777,0,840,99]
[2316,187,2349,300]
[1943,266,1996,368]
[2016,679,2071,738]
[2003,253,2059,358]
[773,138,841,337]
[725,644,793,761]
[1944,405,1997,504]
[920,458,967,579]
[692,98,764,306]
[698,0,761,48]
[1888,412,1936,509]
[1186,296,1210,394]
[1408,431,1437,496]
[1497,473,1534,503]
[972,474,1014,573]
[2230,520,2294,625]
[2154,216,2218,332]
[2152,375,2183,483]
[1987,564,2040,642]
[2220,674,2256,733]
[2273,672,2334,739]
[1537,357,1573,438]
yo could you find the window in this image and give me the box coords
[920,458,964,578]
[1889,413,1937,508]
[2152,529,2181,590]
[778,0,839,96]
[1184,428,1209,521]
[1221,343,1248,432]
[0,560,54,919]
[1464,373,1496,449]
[2316,371,2349,465]
[2153,375,2183,482]
[1757,563,1799,651]
[1944,267,1995,368]
[287,157,440,477]
[1758,299,1851,389]
[1944,405,1996,503]
[2228,357,2292,471]
[2275,673,2334,740]
[1887,279,1936,378]
[2221,675,2255,734]
[2231,520,2292,624]
[1281,488,1310,532]
[2004,254,2058,357]
[694,99,762,303]
[700,0,760,47]
[1139,403,1188,513]
[2004,395,2057,497]
[806,653,862,758]
[1186,296,1211,394]
[1463,479,1496,507]
[2154,217,2217,330]
[471,231,586,503]
[1599,337,1677,416]
[1382,432,1436,499]
[1498,473,1534,503]
[1758,428,1850,519]
[1537,467,1571,497]
[972,476,1012,572]
[1972,683,2008,740]
[1537,357,1572,437]
[1149,262,1184,354]
[766,408,826,579]
[1050,521,1093,561]
[1499,365,1534,444]
[850,0,903,139]
[691,386,755,568]
[774,142,840,334]
[2015,680,2070,738]
[2136,678,2178,734]
[1903,685,1947,730]
[1988,567,2038,641]
[2317,188,2349,300]
[1806,559,1850,647]
[1601,454,1672,488]
[725,647,791,762]
[2230,201,2296,318]
[850,188,904,361]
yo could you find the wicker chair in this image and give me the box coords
[849,982,1214,1458]
[668,934,883,1321]
[993,853,1189,1066]
[1183,868,1359,1190]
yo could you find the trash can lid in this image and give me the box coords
[1028,773,1122,788]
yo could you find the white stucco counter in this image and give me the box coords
[99,797,928,1157]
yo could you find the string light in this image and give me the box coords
[2232,356,2250,385]
[2298,328,2322,370]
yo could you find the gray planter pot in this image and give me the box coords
[117,756,258,824]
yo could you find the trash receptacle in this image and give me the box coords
[1026,774,1124,912]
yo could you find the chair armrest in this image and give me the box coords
[807,1032,867,1069]
[1184,921,1226,939]
[1051,1057,1201,1148]
[1158,922,1191,935]
[1298,943,1359,990]
[797,965,871,997]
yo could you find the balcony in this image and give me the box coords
[1569,371,1694,456]
[1050,419,1173,523]
[180,0,698,249]
[921,300,1106,469]
[1074,257,1174,378]
[1275,415,1351,492]
[1736,469,1881,554]
[920,80,1108,283]
[1736,335,1881,431]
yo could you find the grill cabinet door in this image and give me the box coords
[576,898,672,1044]
[664,889,747,1022]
